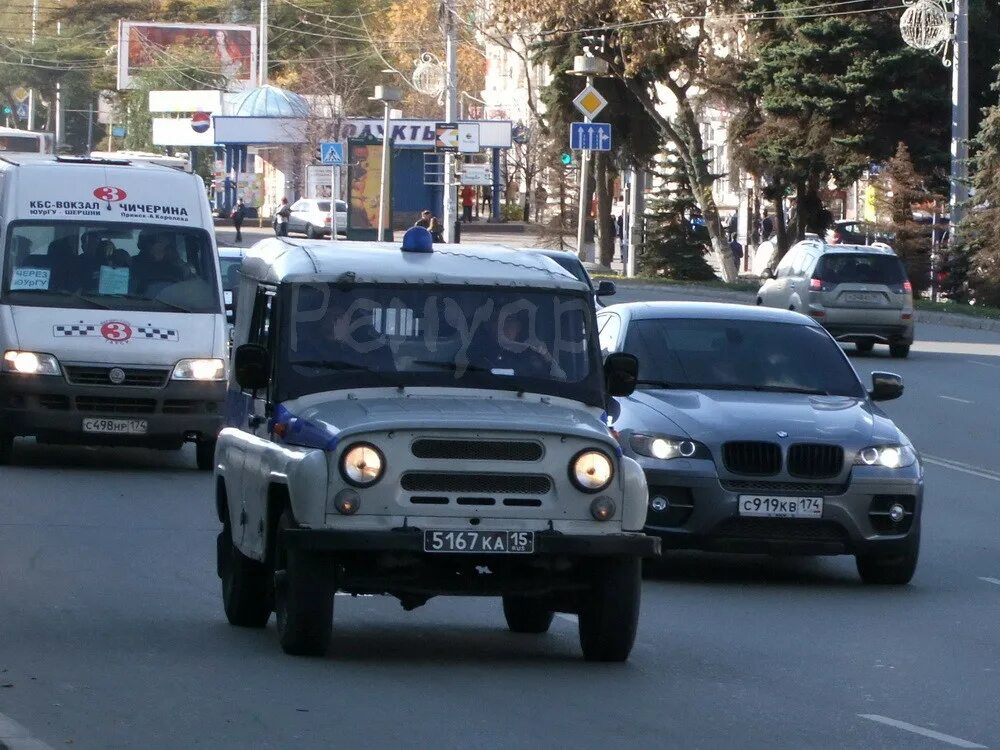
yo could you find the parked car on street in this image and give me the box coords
[287,198,348,238]
[530,248,617,309]
[599,301,923,585]
[757,239,914,358]
[215,231,658,660]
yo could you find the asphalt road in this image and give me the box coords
[2,284,999,749]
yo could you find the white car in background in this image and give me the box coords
[287,199,348,239]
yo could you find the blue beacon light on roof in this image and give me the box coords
[401,226,434,253]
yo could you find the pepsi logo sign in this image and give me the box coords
[93,186,127,202]
[191,112,211,134]
[100,321,133,342]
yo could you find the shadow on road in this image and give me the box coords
[6,438,198,472]
[643,551,864,588]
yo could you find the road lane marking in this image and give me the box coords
[967,358,1000,369]
[923,454,1000,483]
[859,715,986,748]
[0,710,55,750]
[939,395,973,404]
[979,577,1000,586]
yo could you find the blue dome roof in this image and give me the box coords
[228,85,310,118]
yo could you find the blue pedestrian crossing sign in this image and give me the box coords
[320,142,344,166]
[569,122,612,152]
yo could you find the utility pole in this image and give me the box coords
[27,0,39,130]
[442,0,458,243]
[949,0,969,232]
[259,0,268,86]
[55,9,63,149]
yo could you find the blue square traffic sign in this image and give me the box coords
[570,122,612,151]
[320,142,344,166]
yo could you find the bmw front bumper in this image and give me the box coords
[639,461,923,556]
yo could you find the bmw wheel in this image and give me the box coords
[856,532,919,585]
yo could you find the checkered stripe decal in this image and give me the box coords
[54,324,97,337]
[136,326,179,341]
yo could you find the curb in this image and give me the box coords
[613,281,1000,333]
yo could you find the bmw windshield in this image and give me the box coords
[2,221,221,313]
[279,283,604,406]
[624,317,866,398]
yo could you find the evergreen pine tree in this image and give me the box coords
[962,66,1000,306]
[640,151,716,280]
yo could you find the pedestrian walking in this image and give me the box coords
[533,184,548,224]
[760,209,774,242]
[726,211,738,242]
[480,186,492,215]
[273,197,291,237]
[461,186,475,222]
[729,237,744,271]
[230,199,246,243]
[415,210,443,243]
[616,212,629,268]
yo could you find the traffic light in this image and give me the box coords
[560,152,573,166]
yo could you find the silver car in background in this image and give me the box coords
[757,240,914,358]
[599,302,923,584]
[287,198,348,238]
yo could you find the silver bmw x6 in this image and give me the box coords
[598,302,923,584]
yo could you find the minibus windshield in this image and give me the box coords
[3,221,221,313]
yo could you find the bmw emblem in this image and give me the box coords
[108,367,126,385]
[776,430,789,438]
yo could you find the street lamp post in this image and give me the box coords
[568,56,609,262]
[371,85,402,242]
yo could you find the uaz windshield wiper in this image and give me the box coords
[290,359,383,373]
[411,359,496,373]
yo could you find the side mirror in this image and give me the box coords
[596,280,617,298]
[869,371,904,402]
[604,352,638,397]
[234,343,269,391]
[761,268,774,280]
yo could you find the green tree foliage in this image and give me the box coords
[961,66,1000,306]
[733,0,950,249]
[640,151,716,280]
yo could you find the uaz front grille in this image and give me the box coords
[787,444,844,479]
[722,441,782,476]
[65,366,169,388]
[400,472,551,495]
[411,438,543,462]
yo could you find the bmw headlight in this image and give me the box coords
[570,449,614,493]
[2,350,61,375]
[855,444,917,469]
[630,433,709,460]
[340,443,385,486]
[172,358,226,381]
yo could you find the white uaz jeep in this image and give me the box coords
[214,233,658,661]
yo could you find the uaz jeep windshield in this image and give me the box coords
[274,283,605,407]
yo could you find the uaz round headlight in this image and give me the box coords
[340,443,385,486]
[570,449,614,493]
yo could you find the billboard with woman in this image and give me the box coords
[117,21,257,90]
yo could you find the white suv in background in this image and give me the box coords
[287,199,348,239]
[757,240,915,358]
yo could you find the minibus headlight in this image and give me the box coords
[2,350,61,375]
[172,358,226,381]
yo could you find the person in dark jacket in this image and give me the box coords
[231,199,246,243]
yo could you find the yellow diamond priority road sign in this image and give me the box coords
[572,85,607,119]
